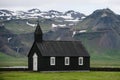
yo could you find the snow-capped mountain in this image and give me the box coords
[0,9,14,20]
[64,10,85,19]
[28,8,41,13]
[0,9,13,17]
[48,10,63,16]
[0,8,86,22]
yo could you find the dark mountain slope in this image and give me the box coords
[0,24,28,56]
[74,8,120,53]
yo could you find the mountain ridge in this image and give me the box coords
[0,8,120,56]
[0,8,85,21]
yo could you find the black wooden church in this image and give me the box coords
[28,23,90,71]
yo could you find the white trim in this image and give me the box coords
[78,57,83,65]
[65,57,70,65]
[50,57,55,65]
[33,53,38,71]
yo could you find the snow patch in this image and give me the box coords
[59,15,73,19]
[52,24,57,28]
[72,30,87,37]
[43,16,51,19]
[65,19,80,22]
[7,17,11,20]
[101,13,107,17]
[26,22,36,27]
[68,23,74,26]
[81,16,86,19]
[52,23,66,28]
[8,37,12,43]
[72,31,77,37]
[0,11,12,16]
[79,30,87,33]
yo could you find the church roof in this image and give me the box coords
[36,41,89,57]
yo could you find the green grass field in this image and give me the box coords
[0,71,120,80]
[90,53,120,68]
[0,52,27,67]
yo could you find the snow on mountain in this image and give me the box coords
[64,10,85,19]
[8,37,12,43]
[52,23,66,28]
[26,21,36,27]
[6,17,12,20]
[48,10,63,16]
[28,8,41,13]
[72,30,87,37]
[0,9,85,22]
[64,18,80,22]
[81,16,86,19]
[101,13,107,17]
[0,10,12,16]
[59,15,73,19]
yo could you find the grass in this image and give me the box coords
[0,51,120,68]
[0,52,27,67]
[91,60,120,68]
[90,52,120,68]
[0,71,120,80]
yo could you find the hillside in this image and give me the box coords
[74,8,120,54]
[0,24,28,56]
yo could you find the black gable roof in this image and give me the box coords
[36,41,89,57]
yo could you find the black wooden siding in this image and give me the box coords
[38,56,90,71]
[28,44,90,71]
[28,42,90,71]
[29,56,90,71]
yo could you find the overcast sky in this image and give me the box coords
[0,0,120,15]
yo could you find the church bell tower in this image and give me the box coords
[34,23,43,42]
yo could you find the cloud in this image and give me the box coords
[0,0,119,15]
[0,0,108,7]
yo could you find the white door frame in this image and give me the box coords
[33,53,38,71]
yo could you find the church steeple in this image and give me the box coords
[34,22,43,42]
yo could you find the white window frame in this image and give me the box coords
[50,57,55,65]
[65,57,70,65]
[78,57,83,65]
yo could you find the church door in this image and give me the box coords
[33,53,38,71]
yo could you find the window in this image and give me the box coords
[50,57,55,65]
[78,57,83,65]
[65,57,70,65]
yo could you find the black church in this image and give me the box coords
[28,23,90,71]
